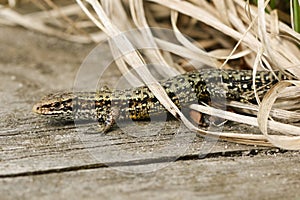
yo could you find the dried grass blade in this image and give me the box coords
[258,80,300,150]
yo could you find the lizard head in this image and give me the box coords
[32,92,75,119]
[32,91,105,121]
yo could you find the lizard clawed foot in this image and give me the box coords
[98,107,120,133]
[189,109,227,128]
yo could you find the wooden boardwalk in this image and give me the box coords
[0,26,299,200]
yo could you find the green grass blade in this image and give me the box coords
[292,0,300,33]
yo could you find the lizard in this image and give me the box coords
[32,69,287,132]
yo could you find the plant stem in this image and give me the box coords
[292,0,300,33]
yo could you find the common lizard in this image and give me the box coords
[32,69,286,132]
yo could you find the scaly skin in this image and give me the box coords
[32,69,286,131]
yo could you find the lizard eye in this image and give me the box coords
[54,102,60,108]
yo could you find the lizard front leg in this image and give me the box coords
[97,106,120,133]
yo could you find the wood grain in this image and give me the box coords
[0,26,299,199]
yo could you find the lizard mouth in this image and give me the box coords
[32,103,43,114]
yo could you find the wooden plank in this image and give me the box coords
[0,26,299,199]
[1,152,300,199]
[0,26,257,175]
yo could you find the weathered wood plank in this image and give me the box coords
[1,26,300,199]
[0,26,261,175]
[1,152,300,199]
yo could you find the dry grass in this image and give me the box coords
[1,0,300,149]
